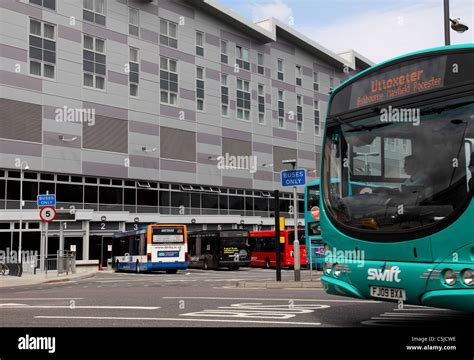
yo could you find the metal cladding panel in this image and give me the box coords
[160,126,196,162]
[82,115,128,154]
[0,98,42,142]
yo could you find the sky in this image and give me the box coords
[217,0,474,63]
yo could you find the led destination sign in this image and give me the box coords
[329,50,474,117]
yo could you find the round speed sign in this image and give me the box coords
[40,206,56,222]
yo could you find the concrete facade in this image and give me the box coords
[0,0,372,260]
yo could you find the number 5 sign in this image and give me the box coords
[40,206,56,222]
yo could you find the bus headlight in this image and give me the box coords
[461,269,473,286]
[324,261,332,275]
[443,269,457,286]
[333,263,341,277]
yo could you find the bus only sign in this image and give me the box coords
[281,169,306,187]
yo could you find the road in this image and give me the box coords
[0,268,472,327]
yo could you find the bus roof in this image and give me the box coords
[332,44,474,96]
[112,227,148,238]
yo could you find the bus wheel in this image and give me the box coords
[135,261,140,274]
[265,258,271,269]
[203,260,209,270]
[166,269,178,274]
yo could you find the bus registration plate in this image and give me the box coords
[370,286,406,300]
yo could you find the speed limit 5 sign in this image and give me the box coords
[40,206,56,222]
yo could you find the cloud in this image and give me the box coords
[250,0,293,22]
[298,1,473,64]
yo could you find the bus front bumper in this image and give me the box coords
[321,275,365,299]
[420,289,474,312]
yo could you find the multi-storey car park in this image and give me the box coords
[0,0,372,265]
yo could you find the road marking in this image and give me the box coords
[181,302,330,320]
[163,296,378,303]
[0,304,160,310]
[0,298,84,300]
[34,315,321,326]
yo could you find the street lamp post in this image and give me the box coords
[444,0,469,46]
[18,161,30,265]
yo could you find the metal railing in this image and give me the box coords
[30,251,76,276]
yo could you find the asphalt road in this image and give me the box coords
[0,268,472,327]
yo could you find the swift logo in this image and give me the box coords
[367,265,401,283]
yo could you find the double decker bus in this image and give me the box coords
[249,229,307,268]
[112,224,188,274]
[321,45,474,312]
[187,230,251,270]
[304,180,324,270]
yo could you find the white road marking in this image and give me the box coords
[163,296,378,303]
[181,302,330,320]
[0,298,84,301]
[0,304,159,310]
[34,315,321,326]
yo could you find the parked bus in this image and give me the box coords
[304,181,324,270]
[249,229,307,268]
[320,45,474,312]
[112,224,188,274]
[187,230,251,270]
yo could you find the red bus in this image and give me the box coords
[249,229,307,268]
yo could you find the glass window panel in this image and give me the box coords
[83,0,94,11]
[30,19,42,36]
[43,63,54,78]
[30,61,41,76]
[95,76,105,89]
[95,0,105,14]
[95,38,105,52]
[43,24,55,39]
[169,23,177,38]
[84,35,94,50]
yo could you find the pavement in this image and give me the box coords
[0,270,98,289]
[1,267,472,328]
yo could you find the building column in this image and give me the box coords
[82,220,89,260]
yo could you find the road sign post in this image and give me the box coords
[281,168,306,282]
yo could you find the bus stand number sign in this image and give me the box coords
[40,206,56,222]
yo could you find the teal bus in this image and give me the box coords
[320,45,474,312]
[304,180,324,270]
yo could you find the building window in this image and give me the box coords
[278,90,285,128]
[296,65,302,86]
[221,74,229,117]
[83,34,106,89]
[196,66,205,111]
[296,95,303,132]
[160,19,177,48]
[257,52,264,75]
[29,19,56,79]
[258,84,265,124]
[129,8,139,37]
[129,47,139,97]
[196,31,204,56]
[29,0,56,10]
[160,57,178,105]
[236,45,250,71]
[277,59,284,81]
[221,40,228,64]
[83,0,106,26]
[329,76,335,91]
[237,79,250,121]
[314,100,320,135]
[313,71,319,91]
